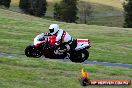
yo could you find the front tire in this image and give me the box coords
[70,50,89,62]
[25,45,43,58]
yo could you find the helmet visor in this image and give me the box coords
[49,29,54,33]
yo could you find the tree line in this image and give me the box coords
[0,0,80,23]
[0,0,132,28]
[19,0,47,17]
[123,0,132,28]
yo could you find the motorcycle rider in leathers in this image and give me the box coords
[48,24,76,51]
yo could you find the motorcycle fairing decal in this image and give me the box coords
[75,39,90,50]
[77,39,89,43]
[34,40,46,47]
[49,35,56,45]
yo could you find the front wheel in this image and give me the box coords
[70,50,89,62]
[25,45,43,58]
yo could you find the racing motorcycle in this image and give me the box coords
[25,33,91,62]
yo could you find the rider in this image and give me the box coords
[48,24,76,50]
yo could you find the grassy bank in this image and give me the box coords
[0,56,132,88]
[0,4,132,88]
[0,8,132,64]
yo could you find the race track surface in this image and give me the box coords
[0,53,132,68]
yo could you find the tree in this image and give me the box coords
[54,3,61,20]
[19,0,47,17]
[123,0,132,28]
[53,0,78,23]
[19,0,29,12]
[0,0,11,8]
[30,0,47,17]
[78,1,92,24]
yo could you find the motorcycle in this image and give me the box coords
[25,32,91,62]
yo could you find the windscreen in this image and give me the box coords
[36,33,49,41]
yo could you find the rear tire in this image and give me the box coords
[70,50,89,62]
[25,45,43,58]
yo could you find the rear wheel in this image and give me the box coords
[70,50,89,62]
[25,45,43,58]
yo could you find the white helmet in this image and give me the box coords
[49,24,59,35]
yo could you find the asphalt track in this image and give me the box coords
[0,53,132,68]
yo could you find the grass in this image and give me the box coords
[86,0,123,10]
[78,0,124,27]
[0,8,132,64]
[48,0,124,9]
[87,16,124,27]
[0,5,132,88]
[0,56,132,88]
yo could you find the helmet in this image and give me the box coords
[49,24,59,35]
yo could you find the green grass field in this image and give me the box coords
[0,56,132,88]
[0,3,132,87]
[87,16,124,27]
[0,8,132,64]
